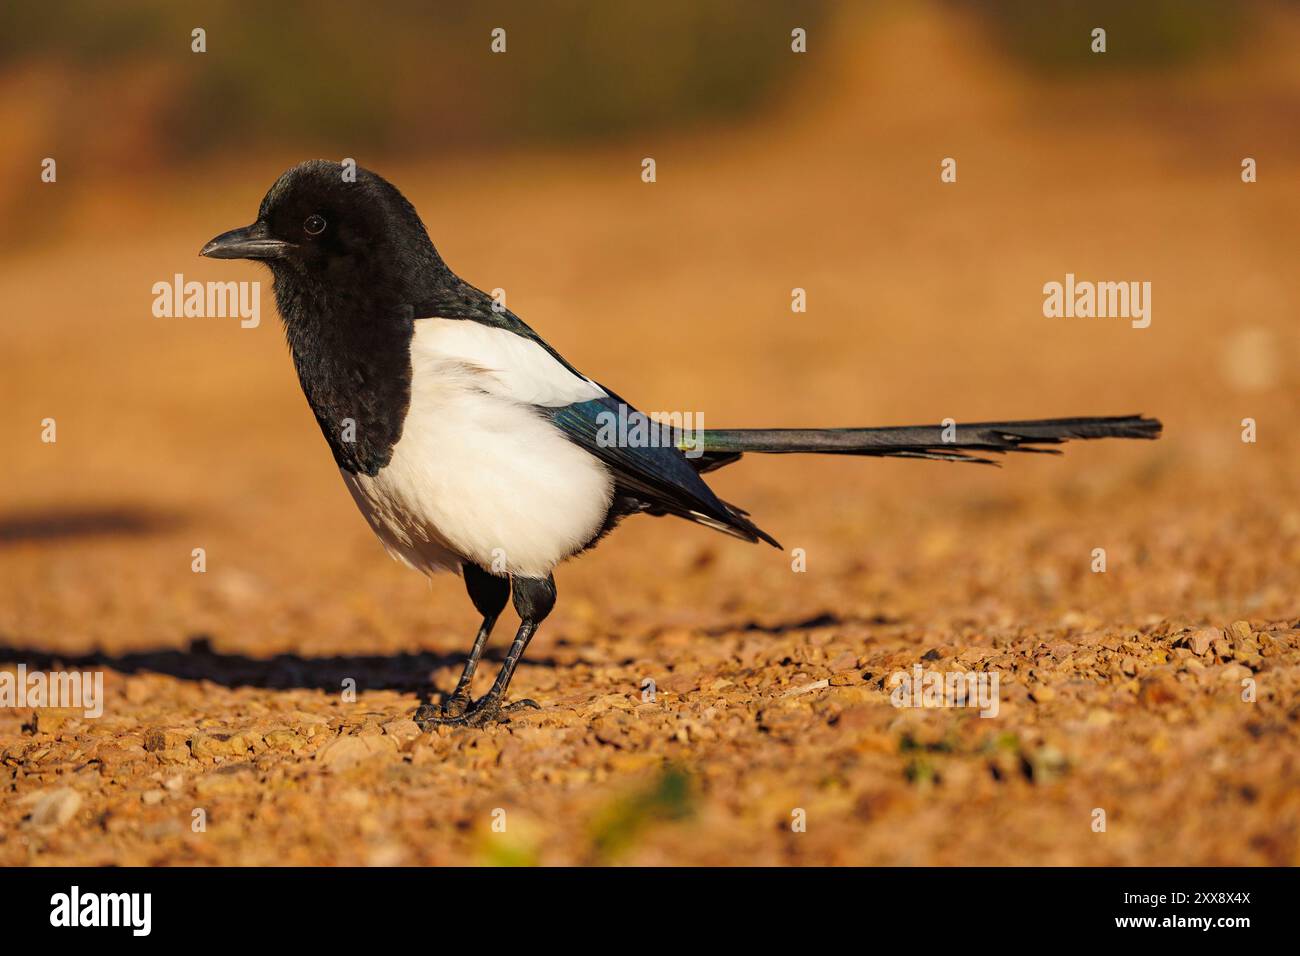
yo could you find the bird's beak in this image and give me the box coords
[199,222,291,260]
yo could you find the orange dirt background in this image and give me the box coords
[2,8,1298,864]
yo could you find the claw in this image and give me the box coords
[502,698,541,713]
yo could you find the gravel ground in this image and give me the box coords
[2,10,1298,865]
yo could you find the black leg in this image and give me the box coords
[413,563,509,727]
[474,574,556,715]
[443,563,511,715]
[415,573,556,729]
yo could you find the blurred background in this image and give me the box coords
[1,1,1298,865]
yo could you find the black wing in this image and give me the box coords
[551,396,779,548]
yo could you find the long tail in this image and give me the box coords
[688,414,1162,471]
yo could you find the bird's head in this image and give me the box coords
[200,160,451,310]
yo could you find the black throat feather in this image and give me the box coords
[273,271,419,477]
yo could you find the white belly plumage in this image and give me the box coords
[340,319,615,579]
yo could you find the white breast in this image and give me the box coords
[340,320,615,579]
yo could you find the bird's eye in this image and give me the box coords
[304,214,326,236]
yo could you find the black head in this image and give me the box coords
[200,160,453,314]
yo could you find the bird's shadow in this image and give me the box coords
[0,634,559,704]
[0,615,880,705]
[696,611,900,637]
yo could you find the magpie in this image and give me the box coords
[201,160,1162,728]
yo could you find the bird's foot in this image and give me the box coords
[439,688,473,719]
[414,694,540,730]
